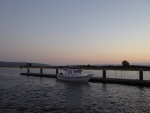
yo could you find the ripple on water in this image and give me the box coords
[1,68,150,113]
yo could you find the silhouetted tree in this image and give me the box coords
[122,60,129,66]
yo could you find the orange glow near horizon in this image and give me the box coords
[0,1,150,65]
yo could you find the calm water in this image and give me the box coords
[1,68,150,113]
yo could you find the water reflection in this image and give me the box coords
[1,67,150,113]
[56,80,90,103]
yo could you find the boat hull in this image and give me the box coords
[57,74,92,82]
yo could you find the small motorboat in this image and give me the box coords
[57,67,93,82]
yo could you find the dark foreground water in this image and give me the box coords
[0,68,150,113]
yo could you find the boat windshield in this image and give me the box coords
[74,70,82,73]
[63,69,82,74]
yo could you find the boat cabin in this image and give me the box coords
[63,69,82,74]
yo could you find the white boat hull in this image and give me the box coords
[57,74,92,82]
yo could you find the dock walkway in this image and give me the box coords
[20,73,150,87]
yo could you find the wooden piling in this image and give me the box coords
[103,69,106,78]
[40,68,43,74]
[139,68,143,81]
[56,68,59,75]
[27,67,30,73]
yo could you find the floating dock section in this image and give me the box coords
[20,67,150,87]
[21,73,57,78]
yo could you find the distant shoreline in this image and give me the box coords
[1,65,150,71]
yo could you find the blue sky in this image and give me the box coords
[0,0,150,65]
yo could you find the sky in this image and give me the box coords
[0,0,150,65]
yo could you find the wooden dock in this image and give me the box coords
[20,73,57,78]
[20,72,150,87]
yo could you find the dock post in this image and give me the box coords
[139,68,143,81]
[27,67,30,73]
[103,69,106,78]
[40,68,43,74]
[56,68,59,75]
